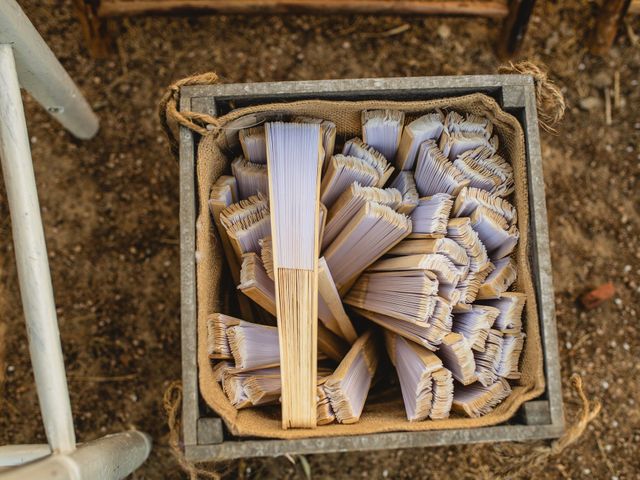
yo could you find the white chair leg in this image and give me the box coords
[0,432,152,480]
[0,445,51,468]
[0,5,150,479]
[0,44,76,454]
[0,0,99,139]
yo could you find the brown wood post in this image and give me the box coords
[497,0,537,59]
[72,0,112,58]
[589,0,632,55]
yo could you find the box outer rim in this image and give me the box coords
[178,75,564,461]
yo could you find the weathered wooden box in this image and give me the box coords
[179,76,564,461]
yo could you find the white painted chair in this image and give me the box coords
[0,1,151,478]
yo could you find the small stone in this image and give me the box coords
[592,71,612,88]
[383,470,389,478]
[579,96,602,111]
[437,25,451,40]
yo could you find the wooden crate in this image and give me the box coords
[178,75,565,461]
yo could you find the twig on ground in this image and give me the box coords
[67,373,138,382]
[361,23,411,38]
[613,70,621,109]
[604,87,612,126]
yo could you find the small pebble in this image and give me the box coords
[578,96,602,111]
[437,25,451,40]
[592,71,611,88]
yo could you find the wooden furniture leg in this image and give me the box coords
[589,0,632,55]
[72,0,112,58]
[497,0,537,59]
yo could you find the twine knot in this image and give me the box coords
[158,72,221,156]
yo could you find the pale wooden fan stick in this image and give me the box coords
[238,253,349,363]
[208,176,254,320]
[318,257,358,343]
[266,121,323,428]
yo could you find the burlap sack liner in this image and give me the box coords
[195,93,545,439]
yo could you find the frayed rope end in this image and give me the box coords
[496,373,601,479]
[163,380,222,480]
[499,60,566,134]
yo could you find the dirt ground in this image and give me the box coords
[0,1,638,478]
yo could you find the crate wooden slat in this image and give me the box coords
[179,75,565,461]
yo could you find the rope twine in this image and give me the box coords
[499,60,566,134]
[495,374,601,478]
[163,380,221,480]
[158,72,221,156]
